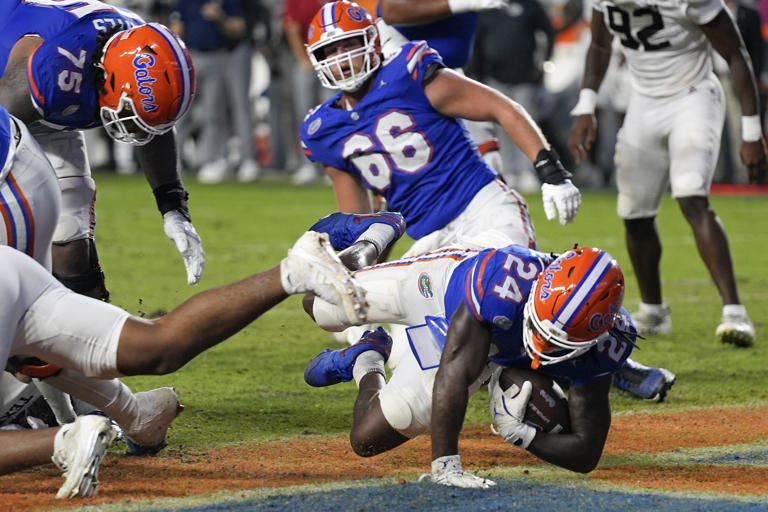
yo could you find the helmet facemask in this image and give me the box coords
[307,26,380,92]
[100,92,169,146]
[522,280,611,369]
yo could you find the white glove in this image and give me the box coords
[489,369,537,449]
[419,455,496,489]
[163,210,205,284]
[447,0,506,14]
[541,179,582,226]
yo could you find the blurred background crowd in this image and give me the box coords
[85,0,768,190]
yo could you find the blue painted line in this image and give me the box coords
[154,479,768,512]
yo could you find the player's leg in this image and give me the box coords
[0,426,58,474]
[18,231,364,378]
[0,117,69,424]
[30,129,109,300]
[615,91,672,334]
[44,369,181,451]
[668,75,753,347]
[0,414,117,499]
[1,116,62,270]
[308,249,467,331]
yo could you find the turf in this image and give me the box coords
[91,172,767,448]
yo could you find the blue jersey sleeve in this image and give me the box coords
[309,212,406,251]
[458,247,547,325]
[28,37,101,129]
[0,106,11,178]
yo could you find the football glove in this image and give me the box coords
[489,368,537,449]
[447,0,507,14]
[163,210,205,284]
[419,455,496,489]
[541,179,581,226]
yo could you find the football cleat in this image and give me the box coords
[124,387,183,455]
[53,415,118,498]
[613,360,676,402]
[304,327,392,387]
[716,312,755,348]
[631,303,671,335]
[281,231,368,324]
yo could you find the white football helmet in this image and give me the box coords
[305,1,381,92]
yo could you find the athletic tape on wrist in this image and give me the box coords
[570,88,598,116]
[742,115,763,142]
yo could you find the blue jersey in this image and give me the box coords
[376,6,477,69]
[0,0,143,130]
[444,245,635,385]
[300,41,496,240]
[0,107,11,178]
[310,212,406,251]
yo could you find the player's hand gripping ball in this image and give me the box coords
[498,366,571,434]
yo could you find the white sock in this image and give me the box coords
[352,351,385,387]
[722,304,747,318]
[638,302,667,315]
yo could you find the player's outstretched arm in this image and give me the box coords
[701,9,768,183]
[425,68,581,225]
[136,130,206,285]
[567,10,613,164]
[426,303,495,488]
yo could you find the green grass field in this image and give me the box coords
[92,172,767,449]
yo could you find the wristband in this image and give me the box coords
[357,223,397,253]
[533,148,572,185]
[742,115,763,142]
[447,0,475,14]
[153,180,191,220]
[569,88,598,116]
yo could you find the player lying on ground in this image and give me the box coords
[0,106,192,455]
[0,231,366,498]
[302,240,639,487]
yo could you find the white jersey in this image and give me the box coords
[593,0,724,97]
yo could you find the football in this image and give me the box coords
[499,367,571,434]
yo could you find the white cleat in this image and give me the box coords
[716,313,755,348]
[124,387,183,454]
[631,303,671,335]
[53,415,118,499]
[281,231,367,324]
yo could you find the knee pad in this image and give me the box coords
[53,240,110,301]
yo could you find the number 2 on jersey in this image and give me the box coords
[606,5,671,51]
[492,253,541,303]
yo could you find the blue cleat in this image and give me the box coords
[304,327,393,387]
[613,360,676,402]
